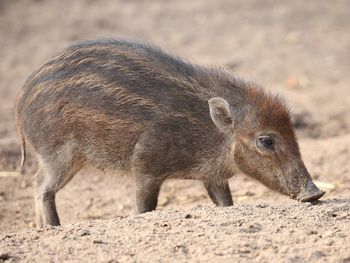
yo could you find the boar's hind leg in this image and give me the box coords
[134,175,164,214]
[203,180,233,206]
[32,153,84,227]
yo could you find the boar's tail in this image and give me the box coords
[16,117,26,167]
[20,134,26,167]
[15,91,26,168]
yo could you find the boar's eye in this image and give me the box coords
[257,136,275,150]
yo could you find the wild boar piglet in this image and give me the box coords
[16,39,325,227]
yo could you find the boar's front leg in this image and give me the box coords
[203,180,233,206]
[134,175,164,213]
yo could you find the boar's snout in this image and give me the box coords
[284,161,325,202]
[294,179,325,202]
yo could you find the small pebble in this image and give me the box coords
[239,248,251,254]
[93,240,106,244]
[185,214,192,219]
[79,230,91,236]
[0,253,10,260]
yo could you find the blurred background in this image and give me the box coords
[0,0,349,232]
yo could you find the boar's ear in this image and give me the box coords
[208,97,234,132]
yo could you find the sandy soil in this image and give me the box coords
[1,201,349,263]
[0,0,349,262]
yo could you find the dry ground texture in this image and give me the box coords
[0,0,349,262]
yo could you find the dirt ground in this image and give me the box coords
[0,0,349,262]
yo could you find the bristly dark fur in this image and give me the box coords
[16,38,291,172]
